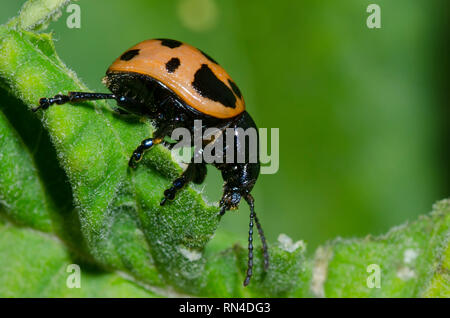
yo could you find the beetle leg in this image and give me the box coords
[161,140,177,150]
[192,162,207,184]
[160,162,206,206]
[128,137,163,168]
[32,92,135,112]
[129,123,177,168]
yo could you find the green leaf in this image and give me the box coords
[311,199,450,298]
[0,109,53,232]
[8,0,71,31]
[0,220,157,297]
[0,1,448,297]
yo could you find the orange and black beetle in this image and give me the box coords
[33,38,268,286]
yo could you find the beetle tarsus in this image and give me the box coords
[128,137,159,168]
[218,205,227,216]
[34,92,117,112]
[128,151,142,168]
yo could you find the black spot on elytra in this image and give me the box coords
[120,49,140,61]
[165,57,181,73]
[192,64,236,108]
[199,49,219,64]
[158,38,182,49]
[228,79,242,98]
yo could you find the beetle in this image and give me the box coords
[33,38,269,286]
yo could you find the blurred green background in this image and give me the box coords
[1,0,448,252]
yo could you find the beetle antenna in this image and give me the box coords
[255,211,269,271]
[243,194,269,286]
[243,198,255,286]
